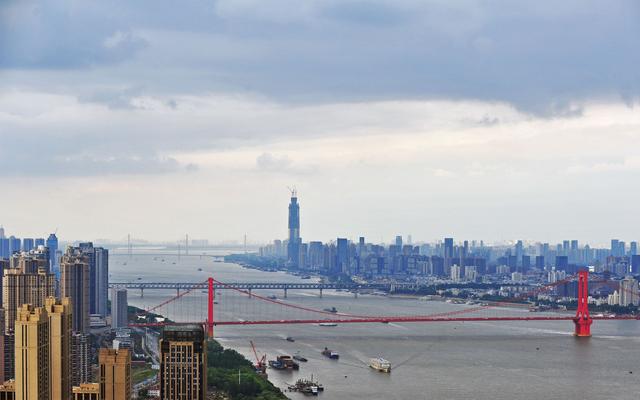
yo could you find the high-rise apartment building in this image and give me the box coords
[98,348,131,400]
[15,304,50,400]
[72,383,99,400]
[61,252,90,333]
[93,247,109,318]
[45,297,72,400]
[3,267,56,333]
[74,243,109,318]
[110,288,128,330]
[160,325,207,400]
[619,277,640,307]
[9,247,49,274]
[71,333,91,388]
[14,298,71,400]
[287,190,301,269]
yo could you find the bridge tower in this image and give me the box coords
[207,277,215,338]
[573,270,592,337]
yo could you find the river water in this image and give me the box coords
[110,252,640,400]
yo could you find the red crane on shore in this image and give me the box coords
[250,340,267,375]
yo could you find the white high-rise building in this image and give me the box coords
[450,265,461,282]
[464,266,477,281]
[619,277,639,306]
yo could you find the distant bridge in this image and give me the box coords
[110,252,226,260]
[108,282,407,290]
[107,281,418,298]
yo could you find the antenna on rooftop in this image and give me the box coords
[287,186,297,197]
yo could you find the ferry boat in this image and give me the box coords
[323,307,338,313]
[369,357,391,373]
[318,322,337,327]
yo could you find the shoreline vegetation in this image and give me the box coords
[129,305,287,400]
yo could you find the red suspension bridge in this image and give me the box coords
[129,271,638,339]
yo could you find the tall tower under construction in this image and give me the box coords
[287,188,301,268]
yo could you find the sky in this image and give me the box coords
[0,0,639,245]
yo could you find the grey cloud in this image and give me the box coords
[255,153,318,175]
[77,87,146,110]
[256,153,292,172]
[0,1,147,69]
[0,133,195,176]
[1,0,638,114]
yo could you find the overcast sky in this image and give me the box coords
[1,0,639,245]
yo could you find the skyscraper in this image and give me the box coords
[71,333,90,388]
[160,325,207,400]
[0,238,8,260]
[74,243,109,318]
[287,189,301,268]
[93,246,109,318]
[61,250,90,333]
[444,237,454,272]
[336,238,349,274]
[46,234,59,278]
[15,304,50,400]
[7,238,20,258]
[45,297,72,400]
[3,266,56,333]
[619,277,639,307]
[111,288,128,330]
[98,348,131,400]
[14,298,72,400]
[0,227,4,239]
[22,238,34,253]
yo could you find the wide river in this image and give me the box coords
[110,251,640,400]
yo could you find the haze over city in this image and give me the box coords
[2,1,639,243]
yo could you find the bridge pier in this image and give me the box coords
[573,270,592,337]
[177,288,180,296]
[248,288,252,298]
[284,288,288,299]
[319,288,323,298]
[140,288,144,298]
[354,290,358,299]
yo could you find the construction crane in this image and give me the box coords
[250,340,267,376]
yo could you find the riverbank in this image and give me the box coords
[127,305,287,400]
